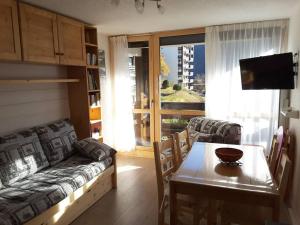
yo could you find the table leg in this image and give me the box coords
[272,198,280,222]
[170,181,177,225]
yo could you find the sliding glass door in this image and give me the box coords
[127,30,205,149]
[128,36,154,150]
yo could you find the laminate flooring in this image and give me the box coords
[71,155,157,225]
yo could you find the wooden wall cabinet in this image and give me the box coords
[0,0,21,61]
[20,3,60,64]
[57,16,86,66]
[20,4,86,66]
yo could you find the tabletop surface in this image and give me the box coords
[171,142,279,195]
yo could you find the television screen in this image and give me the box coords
[239,53,294,90]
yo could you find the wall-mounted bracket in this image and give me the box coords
[293,51,299,76]
[281,107,299,119]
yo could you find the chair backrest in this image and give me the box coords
[274,126,285,173]
[269,126,284,175]
[174,128,191,167]
[153,138,177,210]
[269,134,279,173]
[274,152,291,199]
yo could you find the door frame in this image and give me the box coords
[153,28,205,141]
[128,35,155,151]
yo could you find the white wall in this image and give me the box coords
[97,33,111,144]
[98,33,110,76]
[288,4,300,225]
[0,62,70,135]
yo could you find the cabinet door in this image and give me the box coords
[0,0,21,61]
[20,3,59,64]
[57,16,86,66]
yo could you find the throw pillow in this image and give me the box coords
[73,138,116,161]
[0,129,49,185]
[35,119,77,166]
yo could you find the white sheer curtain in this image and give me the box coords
[205,20,289,150]
[101,36,135,152]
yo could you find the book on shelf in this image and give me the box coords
[89,93,101,107]
[87,71,99,90]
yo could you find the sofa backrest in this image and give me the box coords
[187,117,241,145]
[0,118,78,186]
[0,129,49,185]
[35,119,78,166]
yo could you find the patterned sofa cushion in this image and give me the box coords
[187,117,241,145]
[0,155,113,225]
[0,129,49,185]
[73,138,116,161]
[35,119,77,166]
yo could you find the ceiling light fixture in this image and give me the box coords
[134,0,165,14]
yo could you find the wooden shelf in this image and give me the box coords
[88,89,100,93]
[0,79,80,84]
[85,42,98,47]
[90,105,101,109]
[90,119,102,124]
[86,65,98,69]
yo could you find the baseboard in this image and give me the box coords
[289,207,300,225]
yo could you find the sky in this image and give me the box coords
[160,44,205,84]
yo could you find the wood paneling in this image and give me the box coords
[58,15,86,66]
[0,0,21,61]
[0,62,69,135]
[20,3,60,64]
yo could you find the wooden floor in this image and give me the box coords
[71,155,157,225]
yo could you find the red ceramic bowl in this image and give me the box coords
[215,147,243,162]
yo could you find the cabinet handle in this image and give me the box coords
[55,52,64,56]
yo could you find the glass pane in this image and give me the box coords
[160,43,205,110]
[134,113,151,147]
[161,114,199,140]
[128,42,150,109]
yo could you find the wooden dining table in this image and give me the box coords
[169,142,280,225]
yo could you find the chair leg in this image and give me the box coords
[207,200,218,225]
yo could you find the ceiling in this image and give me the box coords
[23,0,300,35]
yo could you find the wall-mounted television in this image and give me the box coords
[239,53,295,90]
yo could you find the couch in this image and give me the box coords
[0,119,117,225]
[187,117,242,145]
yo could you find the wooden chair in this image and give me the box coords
[153,139,202,225]
[269,127,284,175]
[268,134,279,174]
[174,128,192,167]
[274,152,291,200]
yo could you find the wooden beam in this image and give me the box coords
[160,109,205,116]
[155,27,205,37]
[0,79,80,84]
